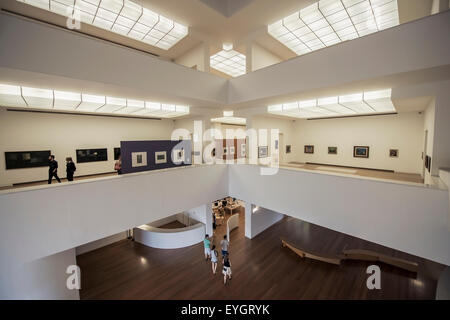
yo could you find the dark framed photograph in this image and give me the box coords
[286,145,291,154]
[353,146,369,158]
[425,155,431,172]
[304,145,314,154]
[389,149,398,157]
[76,148,108,163]
[5,150,51,169]
[258,146,268,158]
[114,147,121,160]
[328,146,337,155]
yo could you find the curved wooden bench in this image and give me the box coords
[342,249,418,273]
[281,238,342,266]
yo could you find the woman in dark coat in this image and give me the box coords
[66,157,76,182]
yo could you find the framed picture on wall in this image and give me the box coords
[155,151,167,164]
[389,149,399,157]
[131,151,147,167]
[241,144,246,157]
[5,150,51,169]
[229,146,235,155]
[425,155,431,172]
[258,146,268,158]
[275,140,279,150]
[353,146,369,158]
[223,147,228,155]
[286,145,291,154]
[328,146,337,155]
[172,148,185,163]
[304,145,314,154]
[76,148,108,163]
[114,147,121,160]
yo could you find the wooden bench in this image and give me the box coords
[342,249,418,273]
[280,238,342,266]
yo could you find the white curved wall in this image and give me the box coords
[134,223,205,249]
[226,213,240,242]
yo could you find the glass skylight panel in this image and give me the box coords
[22,87,54,109]
[268,89,396,119]
[97,96,126,113]
[268,0,399,56]
[17,0,188,50]
[53,90,81,110]
[0,84,27,107]
[211,117,247,125]
[210,49,246,77]
[0,84,189,118]
[77,93,105,111]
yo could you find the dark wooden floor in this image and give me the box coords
[77,209,445,299]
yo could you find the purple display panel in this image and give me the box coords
[120,140,192,174]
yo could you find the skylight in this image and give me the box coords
[210,47,246,77]
[211,116,247,125]
[0,84,190,118]
[268,89,395,119]
[17,0,188,50]
[268,0,399,56]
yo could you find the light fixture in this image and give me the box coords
[211,117,247,125]
[268,0,399,56]
[223,43,233,51]
[16,0,188,50]
[0,83,190,118]
[223,110,234,117]
[268,88,396,119]
[0,84,27,107]
[210,49,246,77]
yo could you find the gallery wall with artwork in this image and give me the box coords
[120,140,192,174]
[291,113,424,174]
[0,108,175,186]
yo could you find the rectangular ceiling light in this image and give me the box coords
[0,83,189,118]
[268,0,399,56]
[53,90,81,110]
[268,88,396,119]
[17,0,188,50]
[22,86,54,109]
[0,84,27,107]
[210,49,246,77]
[77,94,106,111]
[211,117,247,125]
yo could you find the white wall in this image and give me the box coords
[175,44,206,72]
[424,99,436,183]
[289,112,424,173]
[251,43,282,72]
[1,248,79,299]
[245,202,284,239]
[229,164,450,265]
[0,108,175,186]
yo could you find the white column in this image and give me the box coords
[245,42,253,74]
[244,201,253,239]
[431,0,449,14]
[203,42,210,73]
[204,203,213,237]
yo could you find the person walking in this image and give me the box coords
[66,157,76,182]
[222,254,232,285]
[48,155,61,184]
[203,234,211,261]
[220,235,229,258]
[114,155,122,175]
[210,245,218,274]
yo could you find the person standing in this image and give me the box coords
[66,157,76,182]
[114,155,122,175]
[210,245,218,274]
[222,254,232,285]
[220,235,229,258]
[48,155,61,184]
[203,234,211,261]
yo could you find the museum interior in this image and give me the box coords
[0,0,450,300]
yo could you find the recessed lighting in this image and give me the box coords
[223,110,234,117]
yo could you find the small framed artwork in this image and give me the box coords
[114,147,121,160]
[155,151,167,164]
[389,149,399,157]
[223,147,228,155]
[328,146,337,155]
[304,145,314,154]
[229,146,235,155]
[425,155,431,172]
[258,146,268,158]
[173,149,185,163]
[131,151,147,167]
[353,146,369,158]
[275,140,279,150]
[286,145,291,154]
[241,144,246,157]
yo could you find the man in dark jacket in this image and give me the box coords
[66,157,76,182]
[48,155,61,184]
